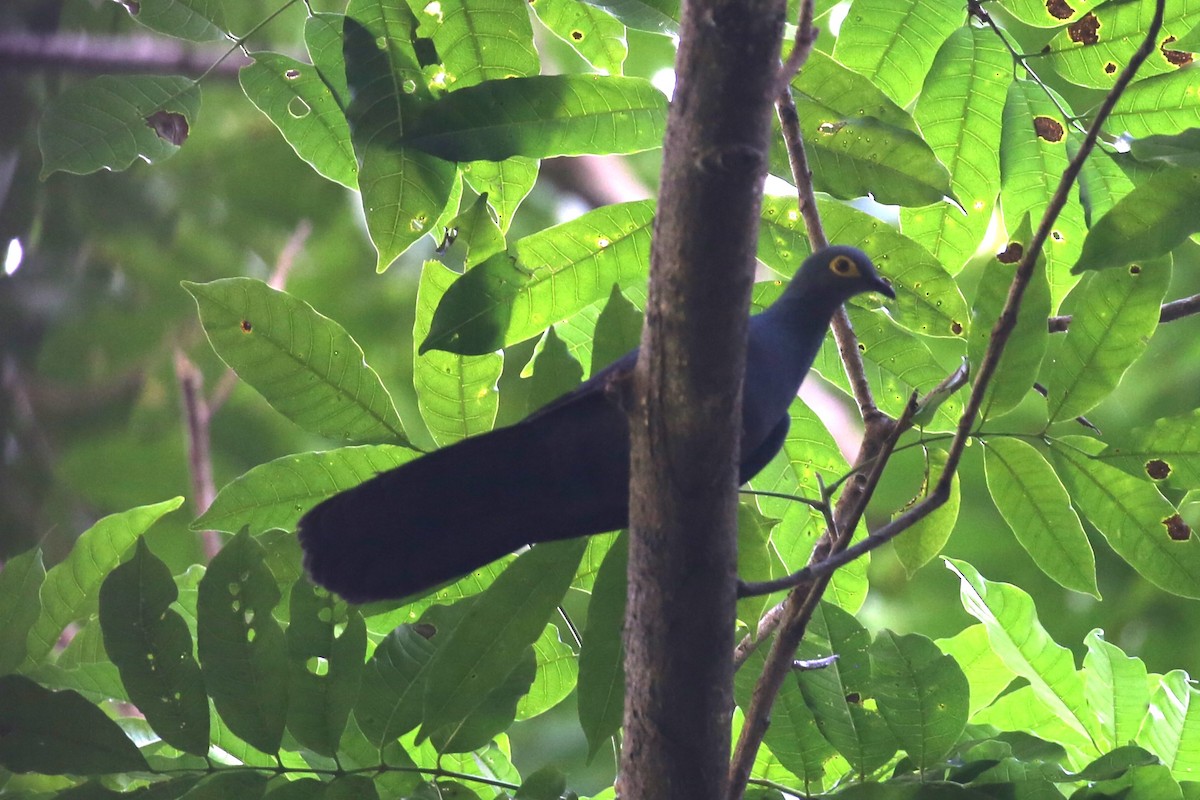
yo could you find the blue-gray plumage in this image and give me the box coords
[298,246,892,603]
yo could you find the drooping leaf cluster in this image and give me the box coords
[7,0,1200,797]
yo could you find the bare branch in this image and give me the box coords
[1049,291,1200,332]
[0,32,252,78]
[174,350,222,560]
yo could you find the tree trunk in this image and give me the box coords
[621,0,787,795]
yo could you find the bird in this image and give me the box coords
[297,246,893,603]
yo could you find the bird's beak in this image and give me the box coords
[874,275,897,300]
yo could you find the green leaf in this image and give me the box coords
[525,327,585,413]
[342,13,458,269]
[1078,147,1139,224]
[286,581,366,757]
[121,0,227,40]
[39,76,201,177]
[1053,436,1200,599]
[972,683,1094,752]
[515,767,567,800]
[443,192,507,268]
[578,532,627,760]
[414,261,503,445]
[305,13,350,107]
[431,647,536,753]
[413,0,539,89]
[240,52,357,189]
[581,0,677,34]
[25,498,185,668]
[996,0,1103,27]
[1076,167,1200,271]
[0,548,45,675]
[1034,0,1200,89]
[967,217,1051,420]
[900,26,1010,273]
[795,49,919,134]
[196,445,421,534]
[1108,70,1200,138]
[984,438,1097,597]
[178,771,270,800]
[461,157,540,232]
[892,448,961,577]
[1083,630,1149,752]
[184,278,409,445]
[516,620,577,720]
[1096,409,1200,488]
[935,624,1014,717]
[1044,261,1170,422]
[354,622,438,746]
[421,200,654,354]
[1140,670,1200,782]
[870,630,969,769]
[529,0,628,75]
[1000,81,1087,309]
[99,539,209,755]
[404,75,667,161]
[832,0,965,106]
[590,285,643,377]
[420,539,586,741]
[0,674,148,774]
[734,649,836,786]
[29,619,127,704]
[795,603,897,775]
[197,530,289,754]
[946,559,1099,747]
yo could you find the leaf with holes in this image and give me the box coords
[198,530,289,754]
[414,0,539,90]
[421,200,654,354]
[100,539,210,755]
[404,75,667,161]
[1054,437,1200,599]
[286,581,366,757]
[997,0,1104,27]
[39,76,200,177]
[983,437,1098,597]
[1095,409,1200,488]
[184,278,409,445]
[529,0,627,75]
[240,52,357,189]
[461,157,540,233]
[1075,167,1200,271]
[1044,261,1170,422]
[24,497,185,668]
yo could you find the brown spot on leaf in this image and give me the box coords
[1161,37,1194,67]
[1165,514,1192,541]
[570,29,584,40]
[240,320,253,333]
[1104,62,1117,74]
[951,321,964,335]
[145,110,188,146]
[1051,230,1064,241]
[1034,116,1065,142]
[998,242,1023,264]
[1145,459,1171,480]
[1045,0,1074,20]
[285,68,301,79]
[1129,264,1142,275]
[1068,13,1100,45]
[845,692,862,704]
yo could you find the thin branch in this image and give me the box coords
[1048,291,1200,332]
[0,32,252,78]
[175,350,222,560]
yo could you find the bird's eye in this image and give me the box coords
[829,255,860,278]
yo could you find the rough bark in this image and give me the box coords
[620,0,786,796]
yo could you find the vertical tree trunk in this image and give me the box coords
[621,0,786,796]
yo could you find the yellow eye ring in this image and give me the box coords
[829,254,860,277]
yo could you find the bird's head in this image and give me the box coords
[797,245,895,304]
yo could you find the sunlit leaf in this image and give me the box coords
[404,75,667,161]
[1043,261,1170,422]
[196,445,421,535]
[1140,670,1200,782]
[461,157,540,232]
[935,624,1014,717]
[996,0,1104,27]
[892,448,961,577]
[900,26,1010,273]
[24,498,185,668]
[833,0,965,106]
[39,76,200,177]
[413,0,539,90]
[99,539,209,755]
[1095,408,1200,488]
[983,437,1098,597]
[120,0,227,40]
[1083,630,1149,752]
[529,0,628,74]
[1108,69,1200,137]
[516,621,577,720]
[184,278,410,445]
[1054,436,1200,599]
[414,261,503,445]
[442,192,507,268]
[240,52,358,189]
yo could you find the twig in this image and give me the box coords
[775,0,818,95]
[175,350,222,560]
[1048,291,1200,332]
[0,32,253,78]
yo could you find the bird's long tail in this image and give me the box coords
[298,392,629,603]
